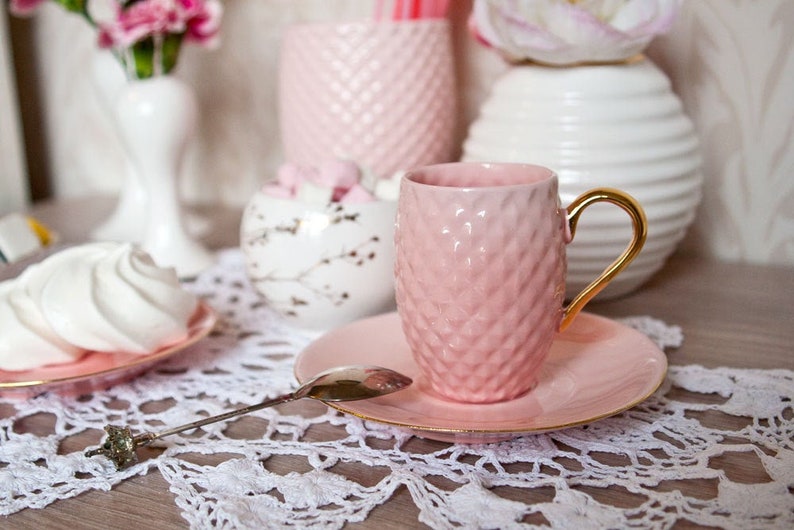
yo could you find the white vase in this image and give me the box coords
[462,58,702,298]
[90,51,210,244]
[114,76,213,278]
[89,50,148,243]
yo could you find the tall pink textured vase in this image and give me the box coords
[279,19,457,177]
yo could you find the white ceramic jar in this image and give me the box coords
[240,191,397,332]
[463,58,702,298]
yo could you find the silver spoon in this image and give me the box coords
[85,365,412,470]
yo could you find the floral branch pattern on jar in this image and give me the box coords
[240,161,399,332]
[243,204,383,315]
[469,0,680,65]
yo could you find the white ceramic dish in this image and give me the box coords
[0,301,217,398]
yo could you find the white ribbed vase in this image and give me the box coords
[462,58,702,298]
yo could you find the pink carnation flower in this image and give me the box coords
[8,0,222,79]
[98,0,222,49]
[182,0,222,46]
[8,0,47,16]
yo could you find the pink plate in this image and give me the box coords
[295,311,667,443]
[0,301,217,399]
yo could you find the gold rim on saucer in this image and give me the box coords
[295,311,668,443]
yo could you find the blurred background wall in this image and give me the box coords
[4,0,793,265]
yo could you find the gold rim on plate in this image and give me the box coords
[0,301,217,394]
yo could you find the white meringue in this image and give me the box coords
[0,242,199,371]
[0,280,84,371]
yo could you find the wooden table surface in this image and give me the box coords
[5,197,794,529]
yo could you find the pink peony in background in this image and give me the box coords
[469,0,680,65]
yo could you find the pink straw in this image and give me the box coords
[409,0,421,19]
[438,0,451,17]
[385,0,450,21]
[419,0,431,18]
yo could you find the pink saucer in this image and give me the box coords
[0,301,217,398]
[295,311,667,443]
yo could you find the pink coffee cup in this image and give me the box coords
[394,162,647,403]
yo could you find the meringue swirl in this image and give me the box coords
[0,243,198,371]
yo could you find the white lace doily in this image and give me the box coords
[2,250,793,529]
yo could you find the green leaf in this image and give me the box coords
[132,38,155,79]
[53,0,86,14]
[160,34,184,75]
[130,34,186,79]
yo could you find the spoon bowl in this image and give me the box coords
[85,365,412,470]
[297,365,413,401]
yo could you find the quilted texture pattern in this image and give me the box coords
[395,166,567,403]
[279,19,457,178]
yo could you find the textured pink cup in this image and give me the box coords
[394,163,646,403]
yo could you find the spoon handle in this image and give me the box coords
[139,391,298,444]
[85,391,297,469]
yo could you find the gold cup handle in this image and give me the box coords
[560,188,648,331]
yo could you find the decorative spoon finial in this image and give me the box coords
[84,425,150,469]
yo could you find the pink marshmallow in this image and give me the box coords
[331,187,348,202]
[277,163,320,191]
[276,163,303,189]
[339,183,376,203]
[317,159,361,190]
